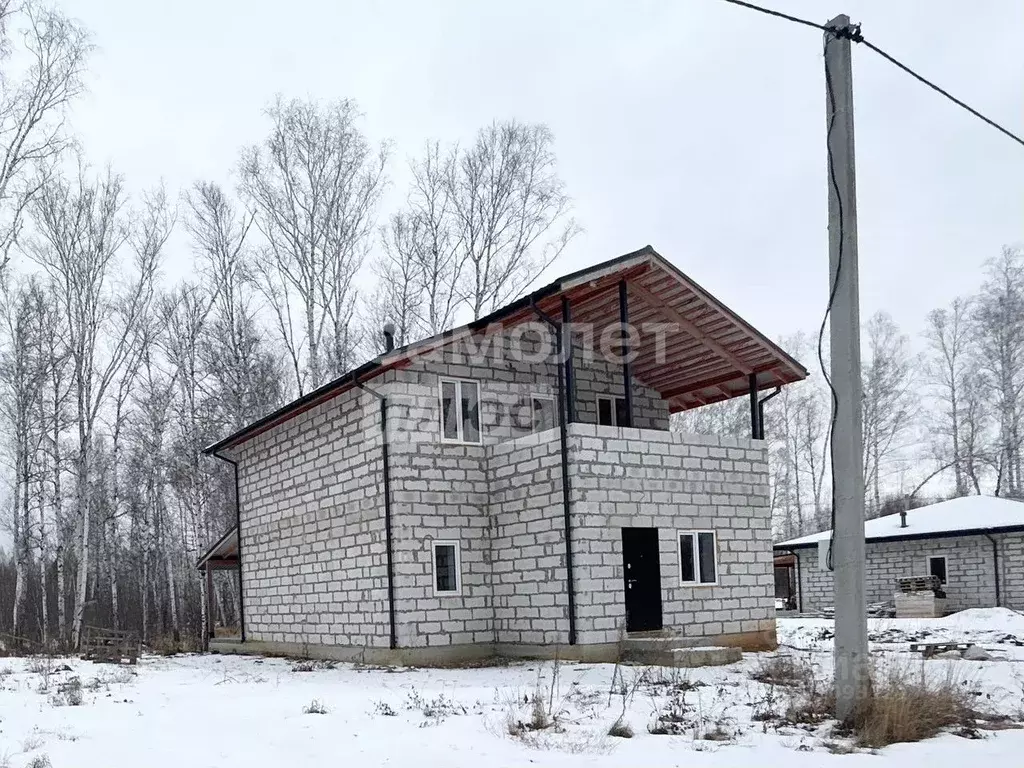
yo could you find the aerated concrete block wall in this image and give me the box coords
[233,386,390,649]
[229,321,769,659]
[486,431,569,645]
[794,533,1024,614]
[375,328,669,650]
[568,423,776,648]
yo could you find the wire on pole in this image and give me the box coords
[717,0,1024,149]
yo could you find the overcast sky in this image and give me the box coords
[61,0,1024,352]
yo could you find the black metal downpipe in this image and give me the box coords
[209,452,246,643]
[355,379,398,650]
[562,297,576,424]
[532,299,577,646]
[985,533,1001,608]
[757,386,782,440]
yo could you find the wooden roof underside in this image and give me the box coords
[499,256,806,413]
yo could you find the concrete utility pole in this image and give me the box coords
[824,14,869,721]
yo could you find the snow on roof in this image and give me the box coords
[775,495,1024,548]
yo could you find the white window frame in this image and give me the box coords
[439,378,481,444]
[595,395,626,427]
[431,540,462,596]
[926,554,948,585]
[530,394,557,432]
[678,529,719,586]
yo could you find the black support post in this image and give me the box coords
[562,296,575,424]
[618,280,633,428]
[748,373,759,439]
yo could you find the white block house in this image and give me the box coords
[774,496,1024,615]
[197,246,808,664]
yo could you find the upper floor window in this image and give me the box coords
[440,378,481,443]
[596,395,628,427]
[532,395,556,432]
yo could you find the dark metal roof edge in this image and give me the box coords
[202,246,657,455]
[774,523,1024,550]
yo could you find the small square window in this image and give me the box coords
[927,555,947,585]
[432,541,461,595]
[532,395,556,432]
[679,530,718,585]
[596,395,628,426]
[439,379,481,443]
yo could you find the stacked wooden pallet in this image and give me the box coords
[894,576,946,618]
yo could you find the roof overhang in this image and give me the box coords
[774,523,1024,550]
[196,527,239,570]
[204,245,808,456]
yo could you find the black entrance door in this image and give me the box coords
[622,527,663,632]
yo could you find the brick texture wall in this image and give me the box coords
[234,387,390,648]
[374,328,669,648]
[793,532,1024,613]
[569,424,775,645]
[230,322,772,655]
[487,431,570,645]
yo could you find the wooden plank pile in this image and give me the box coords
[80,625,139,665]
[909,642,971,659]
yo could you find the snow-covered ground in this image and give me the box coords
[3,611,1024,767]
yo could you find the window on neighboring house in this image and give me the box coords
[432,541,461,595]
[596,395,629,427]
[440,378,481,443]
[927,555,947,585]
[532,395,556,432]
[679,531,718,585]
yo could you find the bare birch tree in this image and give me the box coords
[450,121,579,319]
[28,167,166,647]
[0,0,91,269]
[239,97,387,393]
[974,247,1024,497]
[186,181,282,431]
[368,142,464,349]
[861,312,917,517]
[924,298,983,496]
[0,276,52,636]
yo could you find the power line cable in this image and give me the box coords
[719,0,1024,562]
[718,0,825,32]
[857,37,1024,150]
[820,47,841,571]
[718,0,1024,149]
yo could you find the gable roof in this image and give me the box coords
[775,496,1024,549]
[203,245,808,457]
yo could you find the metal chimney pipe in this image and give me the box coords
[900,495,909,528]
[383,322,396,353]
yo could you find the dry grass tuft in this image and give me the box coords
[302,698,329,715]
[607,717,634,738]
[850,663,979,748]
[750,654,812,688]
[781,654,997,748]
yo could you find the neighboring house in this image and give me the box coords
[197,246,808,664]
[774,496,1024,614]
